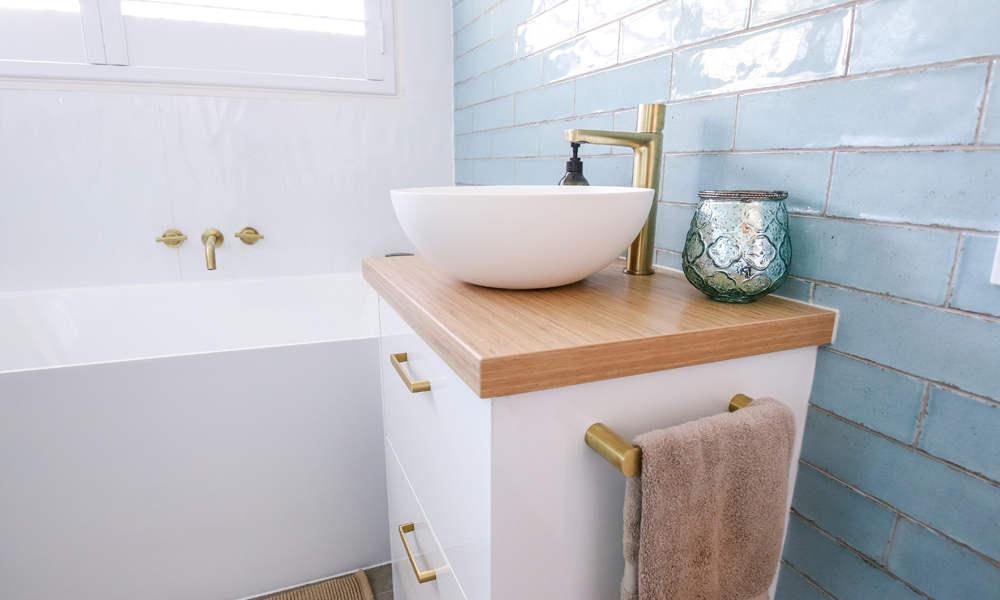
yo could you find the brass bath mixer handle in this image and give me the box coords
[235,227,264,244]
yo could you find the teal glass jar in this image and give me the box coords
[682,190,791,303]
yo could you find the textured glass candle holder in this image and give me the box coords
[682,190,791,303]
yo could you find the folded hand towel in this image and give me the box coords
[622,398,796,600]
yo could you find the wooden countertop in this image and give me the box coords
[363,256,836,398]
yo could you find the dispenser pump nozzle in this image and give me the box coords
[559,142,590,186]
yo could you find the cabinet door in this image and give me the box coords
[378,297,491,600]
[386,438,466,600]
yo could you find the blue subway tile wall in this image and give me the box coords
[453,0,1000,596]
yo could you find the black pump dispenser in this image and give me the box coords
[558,142,590,186]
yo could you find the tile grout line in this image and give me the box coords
[943,231,965,307]
[821,152,837,215]
[842,5,857,76]
[883,513,900,566]
[779,560,841,599]
[798,457,1000,571]
[819,347,1000,408]
[730,95,740,151]
[787,512,934,600]
[456,53,1000,113]
[455,0,877,69]
[974,59,995,145]
[808,404,1000,489]
[805,275,1000,321]
[911,383,932,446]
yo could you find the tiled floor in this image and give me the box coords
[364,564,393,600]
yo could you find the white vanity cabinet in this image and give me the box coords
[367,257,836,600]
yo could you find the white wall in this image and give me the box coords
[0,0,453,293]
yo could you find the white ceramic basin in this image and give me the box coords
[390,185,655,289]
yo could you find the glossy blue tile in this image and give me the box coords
[512,157,565,184]
[492,125,539,158]
[579,0,657,30]
[750,0,845,26]
[455,131,491,159]
[661,153,831,214]
[788,217,958,304]
[575,54,672,115]
[455,108,473,135]
[983,64,1000,144]
[736,64,988,149]
[655,249,682,271]
[774,564,833,600]
[810,350,924,443]
[612,109,638,155]
[827,151,1000,231]
[455,14,492,57]
[472,97,514,131]
[473,159,515,184]
[516,0,578,58]
[582,155,633,186]
[455,74,492,109]
[473,32,516,76]
[815,286,1000,400]
[455,159,474,184]
[538,114,613,156]
[782,515,923,600]
[800,408,1000,561]
[455,53,474,83]
[492,56,543,98]
[850,0,1000,74]
[492,0,535,36]
[919,387,1000,482]
[654,204,697,252]
[673,9,850,100]
[888,518,1000,600]
[773,277,812,301]
[660,97,736,152]
[514,81,575,124]
[454,0,492,31]
[621,0,750,62]
[542,22,618,84]
[791,463,896,561]
[950,234,1000,318]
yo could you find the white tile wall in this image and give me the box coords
[0,0,454,293]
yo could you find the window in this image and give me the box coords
[0,0,396,95]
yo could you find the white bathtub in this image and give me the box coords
[0,274,389,600]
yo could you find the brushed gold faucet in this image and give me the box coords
[201,229,224,270]
[564,103,665,276]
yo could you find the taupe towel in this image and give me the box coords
[622,398,795,600]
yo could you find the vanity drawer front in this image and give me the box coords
[387,438,467,600]
[378,298,491,600]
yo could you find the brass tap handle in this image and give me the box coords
[155,229,187,248]
[235,227,264,245]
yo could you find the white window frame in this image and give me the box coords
[0,0,397,96]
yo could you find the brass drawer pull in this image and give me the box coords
[399,522,437,583]
[391,353,431,393]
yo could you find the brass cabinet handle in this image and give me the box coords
[390,353,431,393]
[398,522,437,583]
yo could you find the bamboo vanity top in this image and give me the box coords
[362,256,837,398]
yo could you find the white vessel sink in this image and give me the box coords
[390,185,655,289]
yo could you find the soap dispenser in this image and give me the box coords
[558,142,589,186]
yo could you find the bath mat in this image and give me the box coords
[261,570,375,600]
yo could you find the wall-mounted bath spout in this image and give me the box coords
[201,229,224,270]
[564,103,665,276]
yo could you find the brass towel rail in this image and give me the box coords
[585,394,755,477]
